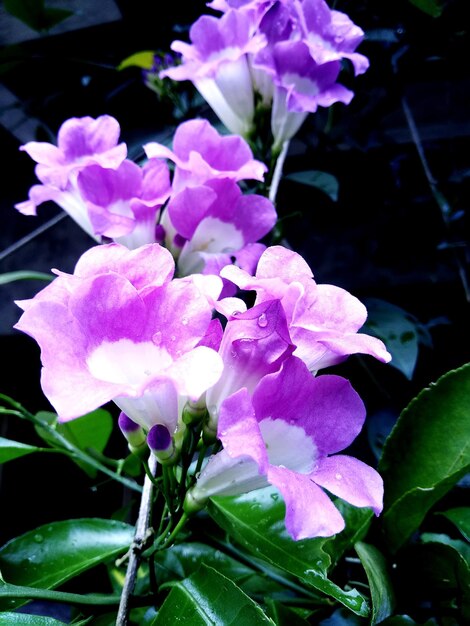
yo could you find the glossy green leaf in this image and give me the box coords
[118,51,156,71]
[408,0,443,18]
[0,612,91,625]
[285,170,339,201]
[355,542,395,624]
[0,436,43,464]
[421,533,470,565]
[152,563,274,625]
[379,363,470,552]
[208,487,370,617]
[36,409,114,478]
[0,271,53,285]
[409,537,470,622]
[0,519,133,611]
[265,599,311,625]
[362,298,421,380]
[436,507,470,541]
[318,608,363,625]
[4,0,73,32]
[0,613,68,625]
[155,541,285,597]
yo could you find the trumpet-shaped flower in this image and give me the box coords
[18,115,127,190]
[189,356,383,539]
[205,299,295,433]
[15,115,128,240]
[165,178,276,276]
[144,118,266,194]
[222,245,391,372]
[254,40,353,150]
[160,10,266,136]
[76,158,171,249]
[298,0,369,76]
[15,243,224,434]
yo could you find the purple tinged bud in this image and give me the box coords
[147,424,177,464]
[148,424,172,451]
[154,224,166,244]
[173,234,186,249]
[118,412,146,449]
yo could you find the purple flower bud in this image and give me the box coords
[118,412,147,449]
[147,424,177,464]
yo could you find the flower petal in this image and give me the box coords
[312,455,383,515]
[267,465,345,539]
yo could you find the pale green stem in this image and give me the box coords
[268,140,290,204]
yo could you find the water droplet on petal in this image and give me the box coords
[335,473,342,480]
[170,334,176,342]
[257,313,268,328]
[181,317,188,326]
[153,331,162,346]
[33,534,44,543]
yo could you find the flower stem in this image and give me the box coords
[268,140,290,204]
[116,453,157,626]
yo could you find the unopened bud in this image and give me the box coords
[147,424,178,465]
[118,412,147,454]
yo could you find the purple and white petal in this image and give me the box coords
[312,455,383,515]
[267,465,345,539]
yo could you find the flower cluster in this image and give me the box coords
[162,0,369,149]
[16,115,275,279]
[15,238,390,540]
[13,2,388,544]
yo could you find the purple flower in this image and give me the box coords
[15,243,224,434]
[188,356,383,540]
[205,299,295,434]
[299,0,369,76]
[222,245,391,372]
[165,178,276,276]
[254,40,353,149]
[76,158,171,249]
[17,115,126,191]
[161,10,266,135]
[15,115,127,239]
[144,119,267,194]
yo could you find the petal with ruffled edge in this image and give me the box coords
[267,465,345,539]
[311,454,383,515]
[73,243,175,291]
[253,357,366,457]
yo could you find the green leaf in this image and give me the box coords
[152,563,274,625]
[265,599,312,625]
[355,542,395,624]
[0,612,92,625]
[3,0,73,32]
[408,0,444,18]
[118,51,157,71]
[421,533,470,565]
[35,409,114,478]
[407,538,470,622]
[436,507,470,542]
[362,298,422,380]
[284,171,339,202]
[318,608,364,625]
[0,519,133,610]
[379,363,470,552]
[0,436,43,464]
[0,271,53,285]
[208,487,370,617]
[0,613,68,625]
[154,541,289,599]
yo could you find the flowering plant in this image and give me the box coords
[1,1,469,625]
